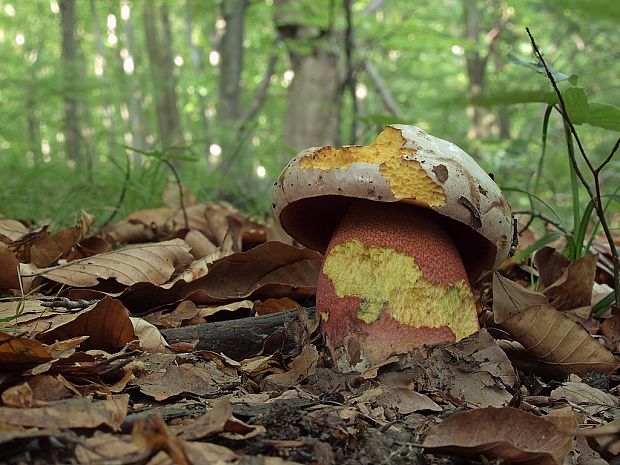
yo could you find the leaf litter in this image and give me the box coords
[0,201,618,465]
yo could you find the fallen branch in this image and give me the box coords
[160,307,316,360]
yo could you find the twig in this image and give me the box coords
[513,210,568,235]
[100,151,131,228]
[161,158,189,230]
[526,28,620,304]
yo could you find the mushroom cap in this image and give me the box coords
[272,124,514,280]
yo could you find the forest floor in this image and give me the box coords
[0,201,618,464]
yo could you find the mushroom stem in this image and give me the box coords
[316,200,478,372]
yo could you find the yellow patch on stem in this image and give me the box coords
[322,239,477,341]
[299,127,445,205]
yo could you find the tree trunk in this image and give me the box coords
[59,0,81,162]
[184,0,210,158]
[143,0,182,149]
[218,0,248,123]
[275,0,342,155]
[119,0,147,157]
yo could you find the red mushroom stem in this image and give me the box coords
[316,200,478,372]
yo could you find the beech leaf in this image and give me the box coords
[423,407,575,465]
[493,273,618,375]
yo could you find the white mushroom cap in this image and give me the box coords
[272,125,515,280]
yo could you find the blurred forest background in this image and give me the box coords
[0,0,618,229]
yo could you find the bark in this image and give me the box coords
[143,0,182,148]
[184,0,210,157]
[217,0,249,122]
[119,0,147,155]
[275,0,342,154]
[59,0,81,162]
[161,308,316,360]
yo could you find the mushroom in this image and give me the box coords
[272,125,515,372]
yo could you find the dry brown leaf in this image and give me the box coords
[493,273,618,375]
[184,230,219,259]
[581,418,620,459]
[130,317,169,353]
[535,246,571,289]
[550,382,618,407]
[0,242,20,289]
[0,331,86,367]
[0,394,129,430]
[0,219,29,243]
[423,407,575,465]
[134,363,235,401]
[542,253,597,312]
[30,210,95,267]
[37,239,193,287]
[180,398,265,440]
[118,241,321,312]
[35,297,136,353]
[263,344,318,389]
[255,297,301,316]
[375,387,441,414]
[198,300,254,319]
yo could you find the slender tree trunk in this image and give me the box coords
[143,0,182,149]
[184,0,210,158]
[275,0,342,155]
[59,0,81,162]
[120,0,147,155]
[218,0,248,123]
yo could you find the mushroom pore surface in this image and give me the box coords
[317,199,478,372]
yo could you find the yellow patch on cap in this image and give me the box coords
[299,127,446,206]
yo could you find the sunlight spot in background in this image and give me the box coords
[215,18,226,31]
[124,132,132,144]
[355,83,368,100]
[256,165,266,178]
[519,43,532,54]
[451,45,464,56]
[15,33,25,46]
[4,4,15,16]
[123,56,134,74]
[41,139,50,156]
[56,132,65,143]
[375,10,384,22]
[388,50,400,61]
[107,15,117,30]
[120,104,129,121]
[146,134,155,145]
[187,86,195,95]
[209,51,220,66]
[243,39,251,48]
[120,1,130,21]
[198,86,207,97]
[209,144,222,157]
[252,136,260,147]
[174,55,184,67]
[283,70,294,82]
[205,107,215,119]
[94,54,104,76]
[265,0,273,6]
[26,151,35,167]
[0,30,4,43]
[107,33,117,46]
[49,0,59,14]
[28,49,38,63]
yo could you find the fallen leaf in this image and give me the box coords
[0,394,129,430]
[550,382,618,408]
[423,407,575,465]
[180,398,265,440]
[130,317,169,353]
[375,387,441,414]
[493,273,618,375]
[534,246,570,289]
[0,219,29,243]
[263,344,318,389]
[36,239,193,287]
[36,297,136,353]
[30,210,95,267]
[581,418,620,460]
[255,297,301,316]
[542,253,597,312]
[0,331,86,368]
[0,243,20,289]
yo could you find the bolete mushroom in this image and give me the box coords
[272,125,514,372]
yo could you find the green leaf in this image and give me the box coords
[514,231,565,261]
[583,103,620,131]
[508,52,577,83]
[562,87,589,124]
